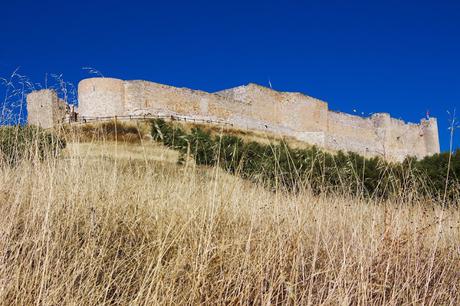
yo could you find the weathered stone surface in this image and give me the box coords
[27,77,440,161]
[78,78,125,117]
[26,90,67,128]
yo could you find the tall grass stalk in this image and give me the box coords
[0,132,459,304]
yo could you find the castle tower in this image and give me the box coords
[78,78,125,118]
[421,117,440,156]
[27,89,67,128]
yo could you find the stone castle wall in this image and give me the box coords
[26,89,67,129]
[27,77,440,161]
[216,84,329,133]
[78,78,125,117]
[326,111,380,156]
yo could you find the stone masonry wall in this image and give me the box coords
[217,84,329,133]
[29,77,440,161]
[78,78,125,117]
[325,112,440,160]
[26,90,64,128]
[79,79,329,147]
[326,111,380,157]
[27,90,54,128]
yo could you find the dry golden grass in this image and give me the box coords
[61,118,318,150]
[59,120,151,143]
[63,141,179,164]
[0,140,459,305]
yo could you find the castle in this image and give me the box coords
[27,77,440,161]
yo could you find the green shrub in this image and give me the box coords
[415,150,460,199]
[216,135,244,173]
[0,125,66,165]
[150,119,459,202]
[187,127,216,165]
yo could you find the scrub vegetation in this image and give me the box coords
[0,121,459,305]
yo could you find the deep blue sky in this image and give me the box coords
[1,0,459,151]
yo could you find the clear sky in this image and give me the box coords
[1,0,459,151]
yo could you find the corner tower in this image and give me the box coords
[78,78,125,118]
[27,89,67,128]
[421,118,440,156]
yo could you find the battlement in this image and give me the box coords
[26,77,440,161]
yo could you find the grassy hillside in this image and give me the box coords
[1,129,459,304]
[148,118,459,202]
